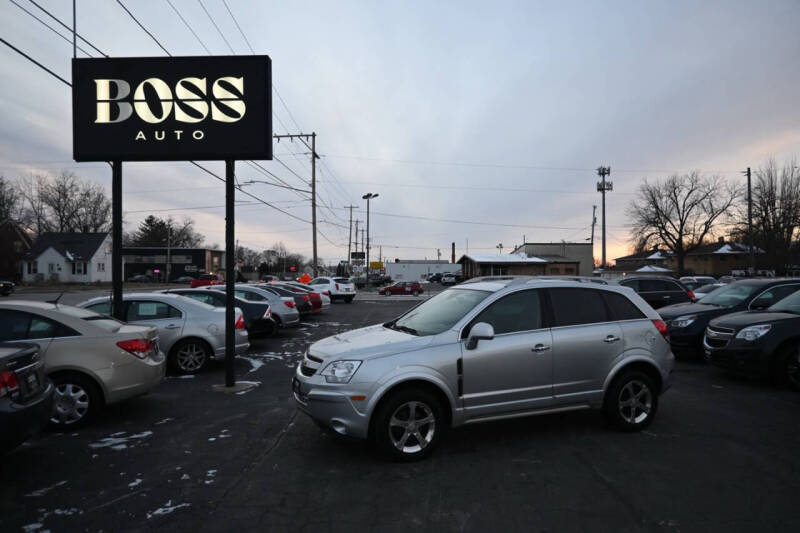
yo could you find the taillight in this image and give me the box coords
[117,339,155,360]
[235,313,246,329]
[324,291,330,296]
[0,370,20,398]
[284,300,295,308]
[652,319,669,340]
[687,291,696,300]
[335,283,339,290]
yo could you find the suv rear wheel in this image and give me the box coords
[372,387,444,461]
[603,370,658,431]
[776,343,800,391]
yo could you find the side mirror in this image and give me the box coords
[466,322,495,350]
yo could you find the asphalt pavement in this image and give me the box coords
[2,294,800,532]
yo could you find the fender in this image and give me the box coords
[602,351,666,394]
[364,366,457,423]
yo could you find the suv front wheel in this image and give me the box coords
[372,387,444,461]
[603,370,658,431]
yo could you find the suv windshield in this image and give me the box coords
[701,283,762,307]
[389,288,490,337]
[768,291,800,314]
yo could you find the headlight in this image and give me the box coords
[735,324,772,341]
[320,360,362,383]
[671,315,697,328]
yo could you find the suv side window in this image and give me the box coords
[470,290,542,335]
[601,292,646,321]
[751,284,800,309]
[641,279,671,292]
[619,279,640,291]
[127,301,181,321]
[548,288,611,327]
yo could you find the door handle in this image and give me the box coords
[663,295,671,299]
[604,335,621,343]
[531,344,551,352]
[165,324,181,330]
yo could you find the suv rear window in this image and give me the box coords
[601,292,646,321]
[548,288,610,327]
[641,279,681,292]
[333,278,350,283]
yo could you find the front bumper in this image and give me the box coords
[292,365,370,440]
[704,340,771,377]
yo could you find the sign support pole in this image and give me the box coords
[112,160,124,321]
[225,159,236,388]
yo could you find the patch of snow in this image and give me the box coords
[165,375,195,380]
[90,430,153,450]
[128,479,142,488]
[180,473,190,480]
[22,523,43,532]
[154,418,173,425]
[25,480,67,497]
[53,508,81,516]
[146,500,191,519]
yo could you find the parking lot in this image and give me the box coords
[3,289,800,532]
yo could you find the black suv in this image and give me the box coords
[704,288,800,390]
[617,276,693,310]
[659,279,800,358]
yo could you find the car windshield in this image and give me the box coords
[695,284,722,294]
[700,283,762,307]
[768,291,800,314]
[388,288,491,337]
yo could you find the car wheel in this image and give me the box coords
[372,388,444,461]
[603,370,658,431]
[776,343,800,391]
[50,373,102,428]
[171,339,210,374]
[262,319,278,338]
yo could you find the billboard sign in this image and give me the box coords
[72,55,272,161]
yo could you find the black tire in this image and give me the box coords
[603,370,659,432]
[344,296,354,303]
[775,343,800,391]
[372,387,445,462]
[170,338,211,374]
[49,372,102,428]
[261,319,278,338]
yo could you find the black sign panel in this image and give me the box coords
[72,56,272,161]
[350,252,366,260]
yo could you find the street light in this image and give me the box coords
[362,193,379,290]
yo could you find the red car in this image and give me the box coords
[190,274,225,288]
[379,281,424,296]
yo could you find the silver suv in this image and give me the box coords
[293,279,674,460]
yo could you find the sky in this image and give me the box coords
[1,0,799,266]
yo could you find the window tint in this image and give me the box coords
[333,278,350,283]
[243,290,266,301]
[183,293,218,306]
[640,279,677,292]
[0,310,31,341]
[28,316,57,339]
[549,288,610,327]
[86,301,111,315]
[601,292,646,321]
[127,301,181,321]
[619,279,640,291]
[310,278,328,285]
[472,290,542,335]
[753,284,800,307]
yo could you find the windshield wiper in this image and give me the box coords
[394,325,418,336]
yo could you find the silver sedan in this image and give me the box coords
[0,300,165,427]
[79,293,249,374]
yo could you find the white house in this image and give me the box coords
[23,233,113,283]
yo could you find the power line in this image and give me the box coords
[197,0,234,54]
[115,0,171,56]
[9,0,92,57]
[26,0,107,56]
[164,0,211,54]
[222,0,254,54]
[0,35,71,86]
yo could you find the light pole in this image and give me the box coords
[362,193,379,290]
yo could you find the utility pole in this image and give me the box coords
[744,167,755,275]
[590,205,597,245]
[166,224,171,283]
[273,132,319,276]
[344,205,357,271]
[437,248,441,261]
[362,193,379,289]
[596,166,612,268]
[497,243,503,254]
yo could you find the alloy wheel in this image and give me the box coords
[176,343,206,372]
[617,380,653,424]
[51,383,90,425]
[388,401,436,454]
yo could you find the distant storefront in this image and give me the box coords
[122,247,225,280]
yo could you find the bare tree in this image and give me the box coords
[74,181,112,232]
[18,173,52,234]
[628,172,740,275]
[740,159,800,273]
[39,172,83,232]
[0,175,23,222]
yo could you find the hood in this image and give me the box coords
[658,302,729,319]
[309,324,435,361]
[710,311,800,330]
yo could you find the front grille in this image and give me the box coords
[707,325,734,335]
[300,364,316,377]
[705,336,729,349]
[704,325,734,350]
